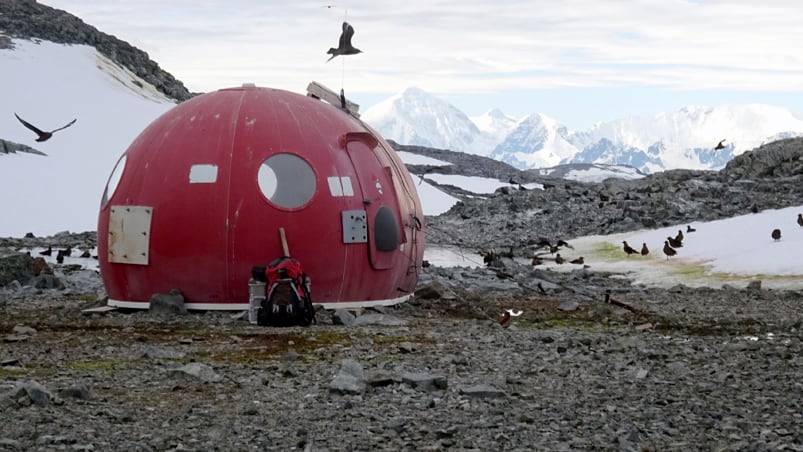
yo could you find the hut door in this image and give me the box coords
[345,137,402,270]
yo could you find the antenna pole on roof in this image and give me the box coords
[341,9,348,90]
[279,227,290,257]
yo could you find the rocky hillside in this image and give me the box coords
[420,137,803,253]
[0,0,192,101]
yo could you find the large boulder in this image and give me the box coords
[0,248,34,287]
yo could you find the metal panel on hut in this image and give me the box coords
[97,83,426,311]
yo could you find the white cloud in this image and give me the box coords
[40,0,803,98]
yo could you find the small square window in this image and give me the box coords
[189,164,218,183]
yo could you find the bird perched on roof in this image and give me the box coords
[687,225,696,233]
[667,235,683,248]
[714,139,727,150]
[797,213,803,227]
[640,243,649,256]
[622,241,638,256]
[327,21,362,61]
[662,240,677,260]
[772,229,781,241]
[15,113,76,142]
[569,256,584,265]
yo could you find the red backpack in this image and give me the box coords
[257,256,315,327]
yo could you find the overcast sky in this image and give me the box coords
[41,0,803,129]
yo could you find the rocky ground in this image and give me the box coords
[1,259,802,451]
[1,139,802,450]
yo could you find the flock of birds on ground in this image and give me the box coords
[34,245,95,263]
[622,213,803,261]
[481,212,803,277]
[488,213,802,325]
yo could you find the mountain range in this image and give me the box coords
[361,87,803,173]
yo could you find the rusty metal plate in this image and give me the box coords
[107,205,153,265]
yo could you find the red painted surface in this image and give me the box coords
[97,86,425,307]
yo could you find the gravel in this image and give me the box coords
[1,268,802,451]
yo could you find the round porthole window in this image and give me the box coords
[257,153,316,209]
[101,154,126,207]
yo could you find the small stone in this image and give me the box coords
[12,325,37,335]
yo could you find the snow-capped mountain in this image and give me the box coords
[0,36,176,237]
[363,87,803,174]
[470,108,518,144]
[489,113,576,168]
[361,87,497,156]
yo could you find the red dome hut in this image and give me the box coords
[97,84,425,310]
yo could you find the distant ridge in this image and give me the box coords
[0,0,192,102]
[363,87,803,174]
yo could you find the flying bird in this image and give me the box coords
[327,21,362,61]
[771,228,781,241]
[662,240,677,260]
[640,243,649,256]
[622,241,638,256]
[714,139,727,150]
[15,113,76,142]
[556,239,574,249]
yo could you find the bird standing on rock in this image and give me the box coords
[554,253,565,264]
[569,256,584,265]
[622,241,638,256]
[772,229,781,241]
[39,246,52,256]
[641,243,649,256]
[663,241,677,260]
